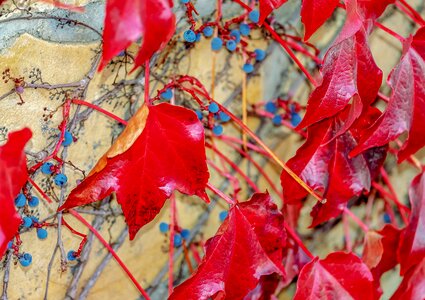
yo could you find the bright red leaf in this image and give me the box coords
[59,103,209,239]
[391,257,425,300]
[0,128,32,259]
[99,0,176,70]
[170,193,286,300]
[362,224,401,280]
[351,27,425,162]
[259,0,287,24]
[397,171,425,275]
[301,0,339,41]
[294,252,381,300]
[281,107,387,226]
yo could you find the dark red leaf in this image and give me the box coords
[294,252,381,300]
[281,107,387,226]
[59,103,209,239]
[362,224,401,280]
[259,0,287,24]
[0,128,32,258]
[169,193,286,300]
[351,27,425,161]
[99,0,175,70]
[397,171,425,275]
[301,0,339,41]
[391,257,425,300]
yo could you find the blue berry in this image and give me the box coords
[161,88,173,100]
[195,33,202,42]
[272,115,282,126]
[226,40,237,51]
[219,211,228,222]
[211,37,223,51]
[239,23,250,36]
[159,222,169,233]
[248,10,260,23]
[54,174,68,186]
[15,194,26,208]
[62,130,73,147]
[208,102,219,113]
[212,124,223,136]
[183,29,197,43]
[67,250,77,261]
[180,0,190,3]
[31,216,39,223]
[242,63,254,73]
[383,213,391,224]
[219,111,230,122]
[117,50,126,57]
[41,162,54,175]
[23,217,33,228]
[28,196,39,208]
[7,241,13,249]
[195,110,203,120]
[181,229,190,240]
[203,26,214,37]
[290,112,302,127]
[20,253,32,267]
[173,234,183,247]
[265,101,277,114]
[230,29,241,43]
[254,49,266,61]
[37,228,48,240]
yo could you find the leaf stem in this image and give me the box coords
[69,210,151,300]
[283,222,315,260]
[168,195,176,296]
[375,22,405,42]
[71,99,128,125]
[396,0,425,26]
[206,182,236,205]
[343,207,369,233]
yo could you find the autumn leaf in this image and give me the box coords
[281,107,387,227]
[301,0,340,41]
[0,128,32,258]
[169,193,286,300]
[294,252,381,300]
[258,0,287,24]
[397,171,425,275]
[99,0,176,70]
[362,224,401,280]
[391,257,425,300]
[59,103,209,239]
[351,27,425,161]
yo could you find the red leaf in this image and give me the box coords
[169,193,286,300]
[301,0,339,41]
[294,252,381,300]
[397,171,425,275]
[391,257,425,300]
[99,0,175,70]
[351,27,425,161]
[297,28,382,129]
[0,128,32,258]
[59,103,209,239]
[259,0,287,24]
[362,224,401,280]
[281,107,387,226]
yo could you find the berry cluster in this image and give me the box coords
[159,222,191,248]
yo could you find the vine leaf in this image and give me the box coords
[391,257,425,300]
[294,252,381,300]
[397,171,425,275]
[351,27,425,161]
[0,128,32,258]
[281,107,387,227]
[362,224,401,281]
[259,0,288,24]
[301,0,340,41]
[170,193,286,300]
[99,0,176,70]
[59,103,209,239]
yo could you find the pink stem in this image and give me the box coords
[69,210,151,300]
[375,22,405,42]
[343,207,369,233]
[72,99,128,125]
[206,182,236,205]
[27,177,53,204]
